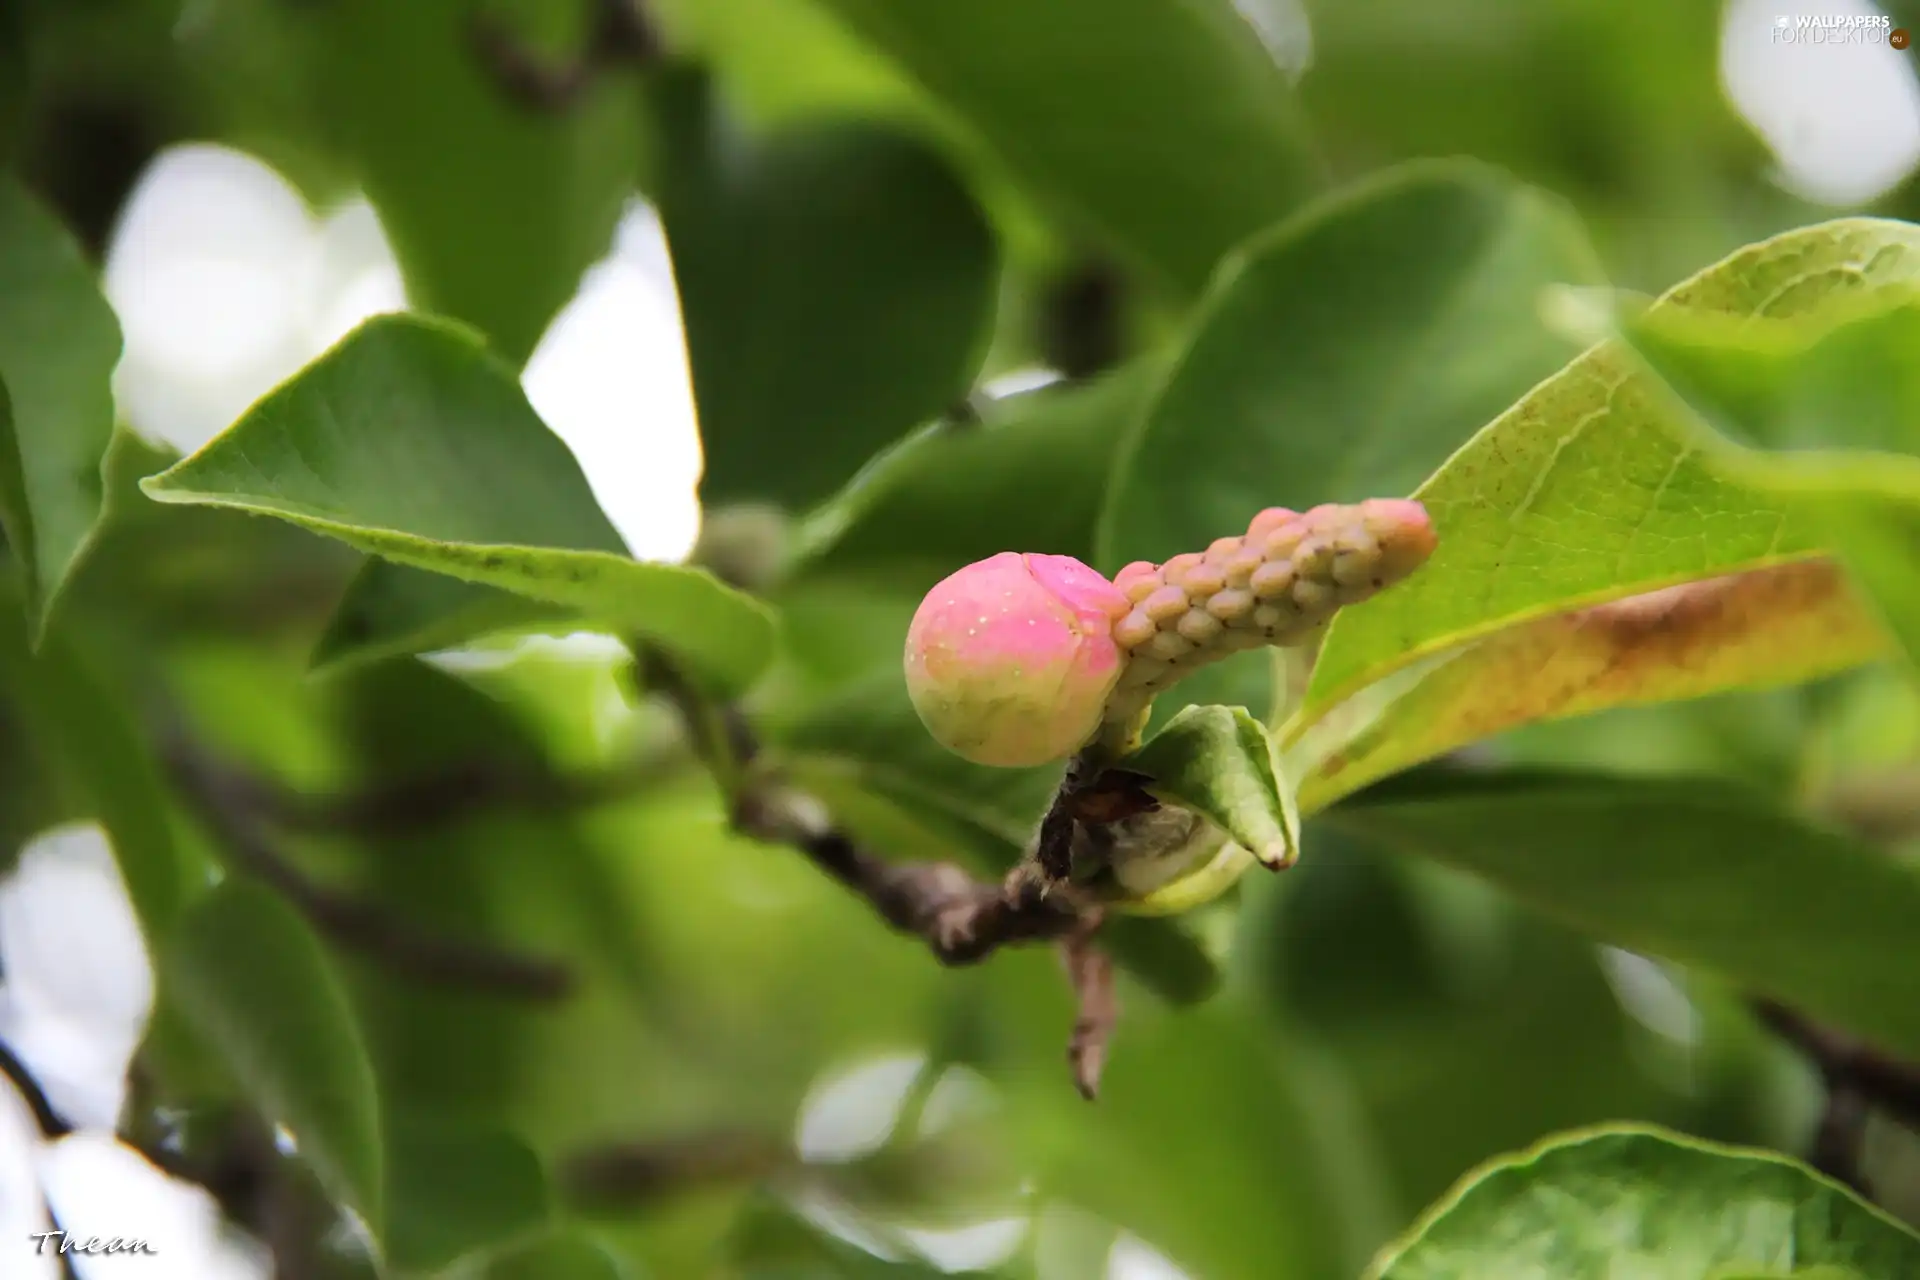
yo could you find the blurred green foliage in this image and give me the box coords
[7,0,1920,1277]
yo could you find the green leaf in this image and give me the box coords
[1367,1124,1920,1279]
[313,563,564,671]
[165,878,384,1229]
[729,1195,975,1278]
[1301,218,1920,740]
[1238,836,1698,1225]
[1332,767,1920,1063]
[792,362,1158,585]
[1292,559,1891,813]
[483,1232,633,1280]
[139,315,775,695]
[1122,704,1298,871]
[0,584,198,942]
[806,0,1322,295]
[312,0,641,364]
[383,1115,551,1274]
[1618,289,1920,668]
[1015,998,1394,1280]
[0,176,124,630]
[1100,160,1603,570]
[653,67,998,509]
[1298,0,1763,288]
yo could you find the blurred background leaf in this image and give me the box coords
[652,65,999,511]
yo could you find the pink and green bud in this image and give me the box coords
[904,552,1131,767]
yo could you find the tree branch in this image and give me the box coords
[470,0,663,112]
[635,646,1131,1093]
[1752,997,1920,1193]
[0,1037,74,1141]
[561,1130,790,1209]
[218,754,656,837]
[159,726,575,1002]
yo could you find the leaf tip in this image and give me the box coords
[1255,841,1294,870]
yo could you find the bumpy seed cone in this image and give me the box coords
[1102,499,1437,733]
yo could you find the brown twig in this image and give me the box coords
[1061,917,1118,1099]
[635,646,1129,1091]
[735,785,1085,966]
[159,726,575,1002]
[470,0,663,112]
[1752,998,1920,1194]
[0,1037,75,1141]
[217,755,652,837]
[1754,1000,1920,1130]
[1811,1080,1875,1197]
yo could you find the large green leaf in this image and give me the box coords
[1238,835,1702,1228]
[485,1232,633,1280]
[1620,290,1920,668]
[653,67,997,510]
[1368,1125,1920,1278]
[1332,767,1920,1063]
[806,0,1322,295]
[1099,160,1602,570]
[0,582,197,942]
[383,1115,551,1274]
[310,0,640,364]
[140,315,775,695]
[1299,0,1772,289]
[1292,559,1891,813]
[0,177,123,630]
[1012,997,1393,1280]
[650,0,925,125]
[1300,219,1920,741]
[166,878,384,1228]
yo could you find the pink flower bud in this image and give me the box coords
[904,552,1130,767]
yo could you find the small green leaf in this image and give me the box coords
[0,177,124,630]
[1368,1124,1920,1279]
[792,363,1157,585]
[1100,160,1603,570]
[1303,218,1920,736]
[1123,704,1299,871]
[313,0,641,364]
[654,67,998,510]
[807,0,1322,295]
[166,878,384,1230]
[383,1115,551,1274]
[1332,767,1920,1063]
[139,315,775,694]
